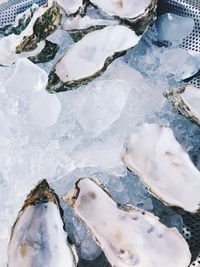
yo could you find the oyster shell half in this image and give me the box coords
[165,85,200,127]
[8,179,77,267]
[64,178,191,267]
[88,0,157,35]
[47,25,140,92]
[0,0,61,66]
[55,0,85,16]
[123,123,200,213]
[61,14,119,41]
[56,0,88,16]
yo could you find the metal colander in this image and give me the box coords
[0,0,200,266]
[157,0,200,88]
[0,0,45,27]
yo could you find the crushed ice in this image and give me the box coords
[0,11,200,267]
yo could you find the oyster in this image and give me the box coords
[0,0,61,66]
[55,0,85,16]
[8,179,77,267]
[64,178,191,267]
[62,14,119,41]
[88,0,158,35]
[47,25,140,92]
[165,85,200,127]
[123,123,200,213]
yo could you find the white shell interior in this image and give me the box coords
[55,25,140,82]
[66,178,191,267]
[8,202,75,267]
[180,85,200,120]
[89,0,151,19]
[56,0,83,15]
[62,15,118,31]
[124,123,200,212]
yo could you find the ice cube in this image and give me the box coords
[5,58,47,94]
[29,90,61,127]
[128,46,199,82]
[71,134,125,176]
[159,48,199,81]
[71,79,129,137]
[156,13,194,43]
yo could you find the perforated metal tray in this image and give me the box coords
[0,0,45,27]
[157,0,200,88]
[0,0,199,266]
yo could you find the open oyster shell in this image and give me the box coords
[0,0,61,66]
[123,123,200,213]
[88,0,157,35]
[165,85,200,127]
[55,0,86,16]
[8,179,77,267]
[61,14,119,41]
[64,178,191,267]
[47,25,140,92]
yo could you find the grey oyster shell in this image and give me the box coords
[165,85,200,127]
[123,123,200,213]
[15,2,61,53]
[88,0,158,35]
[64,178,191,267]
[0,1,62,66]
[46,25,140,93]
[61,14,119,42]
[8,179,77,267]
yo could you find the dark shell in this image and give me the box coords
[29,40,59,63]
[46,46,133,93]
[164,86,200,128]
[15,3,62,53]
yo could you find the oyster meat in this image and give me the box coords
[62,14,119,41]
[8,179,77,267]
[64,178,191,267]
[123,123,200,213]
[47,25,140,92]
[0,0,61,66]
[165,85,200,127]
[88,0,157,35]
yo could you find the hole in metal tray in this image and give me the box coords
[157,0,200,88]
[0,0,46,27]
